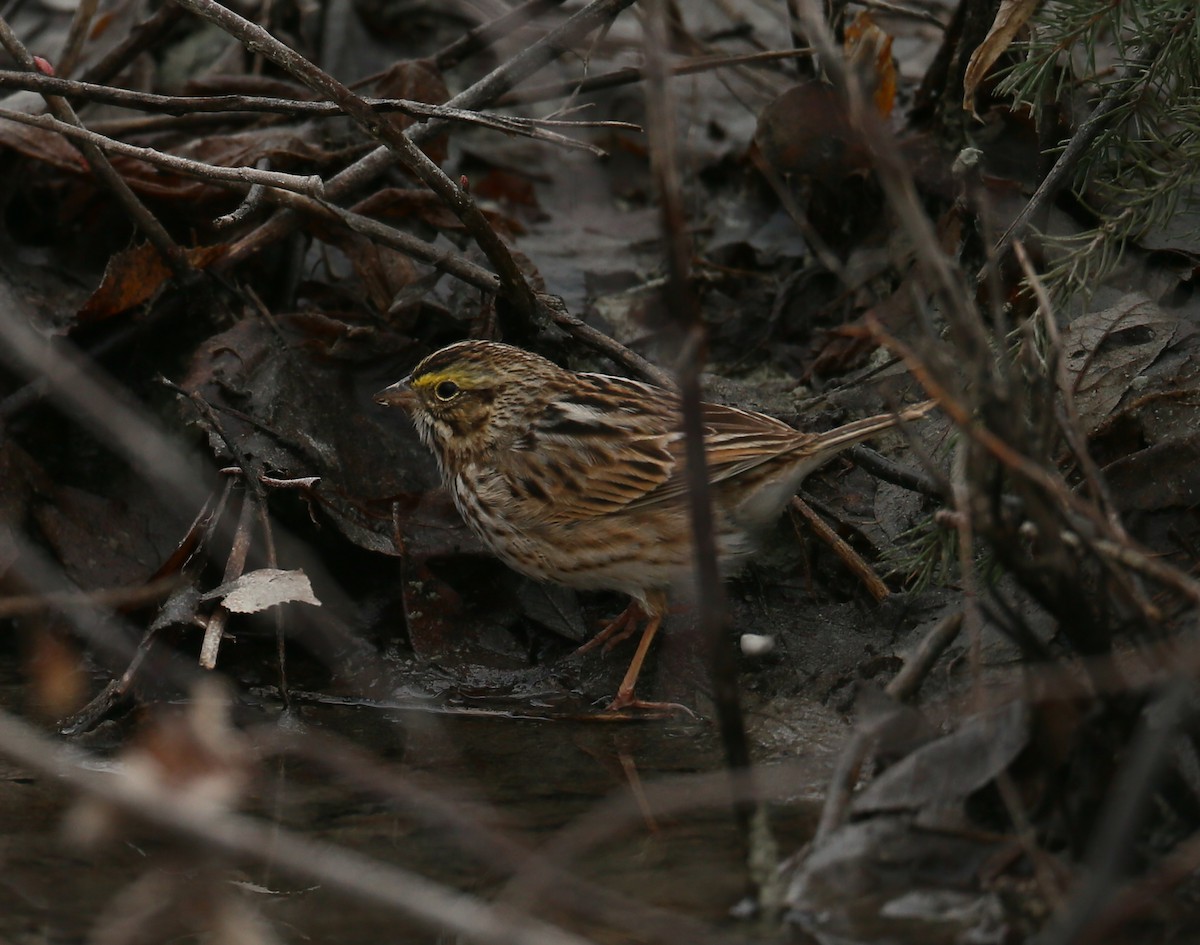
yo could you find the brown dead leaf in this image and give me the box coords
[26,631,88,718]
[1104,432,1200,513]
[754,83,872,187]
[78,242,225,322]
[372,59,451,166]
[844,13,896,118]
[963,0,1042,116]
[0,118,88,172]
[336,230,426,312]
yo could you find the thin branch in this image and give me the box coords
[852,0,947,27]
[270,188,503,292]
[432,0,566,71]
[0,577,180,618]
[789,496,891,602]
[0,70,638,155]
[56,0,99,77]
[993,53,1159,259]
[499,48,816,105]
[1035,680,1196,945]
[536,296,675,387]
[885,611,964,702]
[222,0,639,269]
[80,4,187,85]
[256,726,744,945]
[0,15,192,279]
[0,105,326,195]
[641,0,776,912]
[169,0,544,328]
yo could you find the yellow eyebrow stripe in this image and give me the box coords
[411,371,455,389]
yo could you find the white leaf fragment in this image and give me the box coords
[203,568,321,613]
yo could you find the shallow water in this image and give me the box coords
[0,682,841,945]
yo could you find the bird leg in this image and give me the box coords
[607,615,693,715]
[575,600,643,655]
[607,612,661,709]
[573,594,691,713]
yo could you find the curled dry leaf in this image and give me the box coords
[963,0,1042,116]
[201,568,321,613]
[844,12,896,118]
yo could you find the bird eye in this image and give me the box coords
[434,380,461,401]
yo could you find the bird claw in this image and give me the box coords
[576,604,642,655]
[606,694,697,718]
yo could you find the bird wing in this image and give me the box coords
[501,373,681,524]
[621,400,805,510]
[501,376,805,524]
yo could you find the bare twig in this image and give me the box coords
[0,16,191,279]
[537,296,675,387]
[812,727,875,844]
[56,0,99,77]
[993,54,1158,259]
[213,159,271,229]
[853,0,947,27]
[789,496,891,602]
[168,0,544,329]
[1013,240,1125,536]
[0,71,637,154]
[846,444,947,498]
[223,0,639,268]
[197,493,253,670]
[0,577,180,619]
[432,0,566,71]
[1034,680,1195,945]
[80,4,187,85]
[283,190,502,292]
[641,0,777,912]
[253,726,741,945]
[0,106,325,195]
[885,611,964,702]
[499,48,816,105]
[1082,826,1200,941]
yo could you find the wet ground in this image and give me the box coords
[0,656,843,945]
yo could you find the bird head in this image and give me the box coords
[375,341,562,464]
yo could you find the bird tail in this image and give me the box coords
[809,398,937,456]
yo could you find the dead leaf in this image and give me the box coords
[372,59,451,166]
[852,700,1029,813]
[26,631,88,717]
[0,115,88,172]
[844,13,896,118]
[1062,295,1180,432]
[78,243,226,322]
[963,0,1042,116]
[1103,431,1200,513]
[202,568,321,613]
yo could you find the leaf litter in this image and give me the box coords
[0,1,1198,944]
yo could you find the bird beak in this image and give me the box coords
[374,376,416,410]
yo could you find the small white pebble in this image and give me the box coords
[740,633,775,656]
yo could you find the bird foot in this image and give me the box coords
[606,692,696,718]
[576,603,642,655]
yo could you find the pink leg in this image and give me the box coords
[576,600,643,655]
[607,615,694,716]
